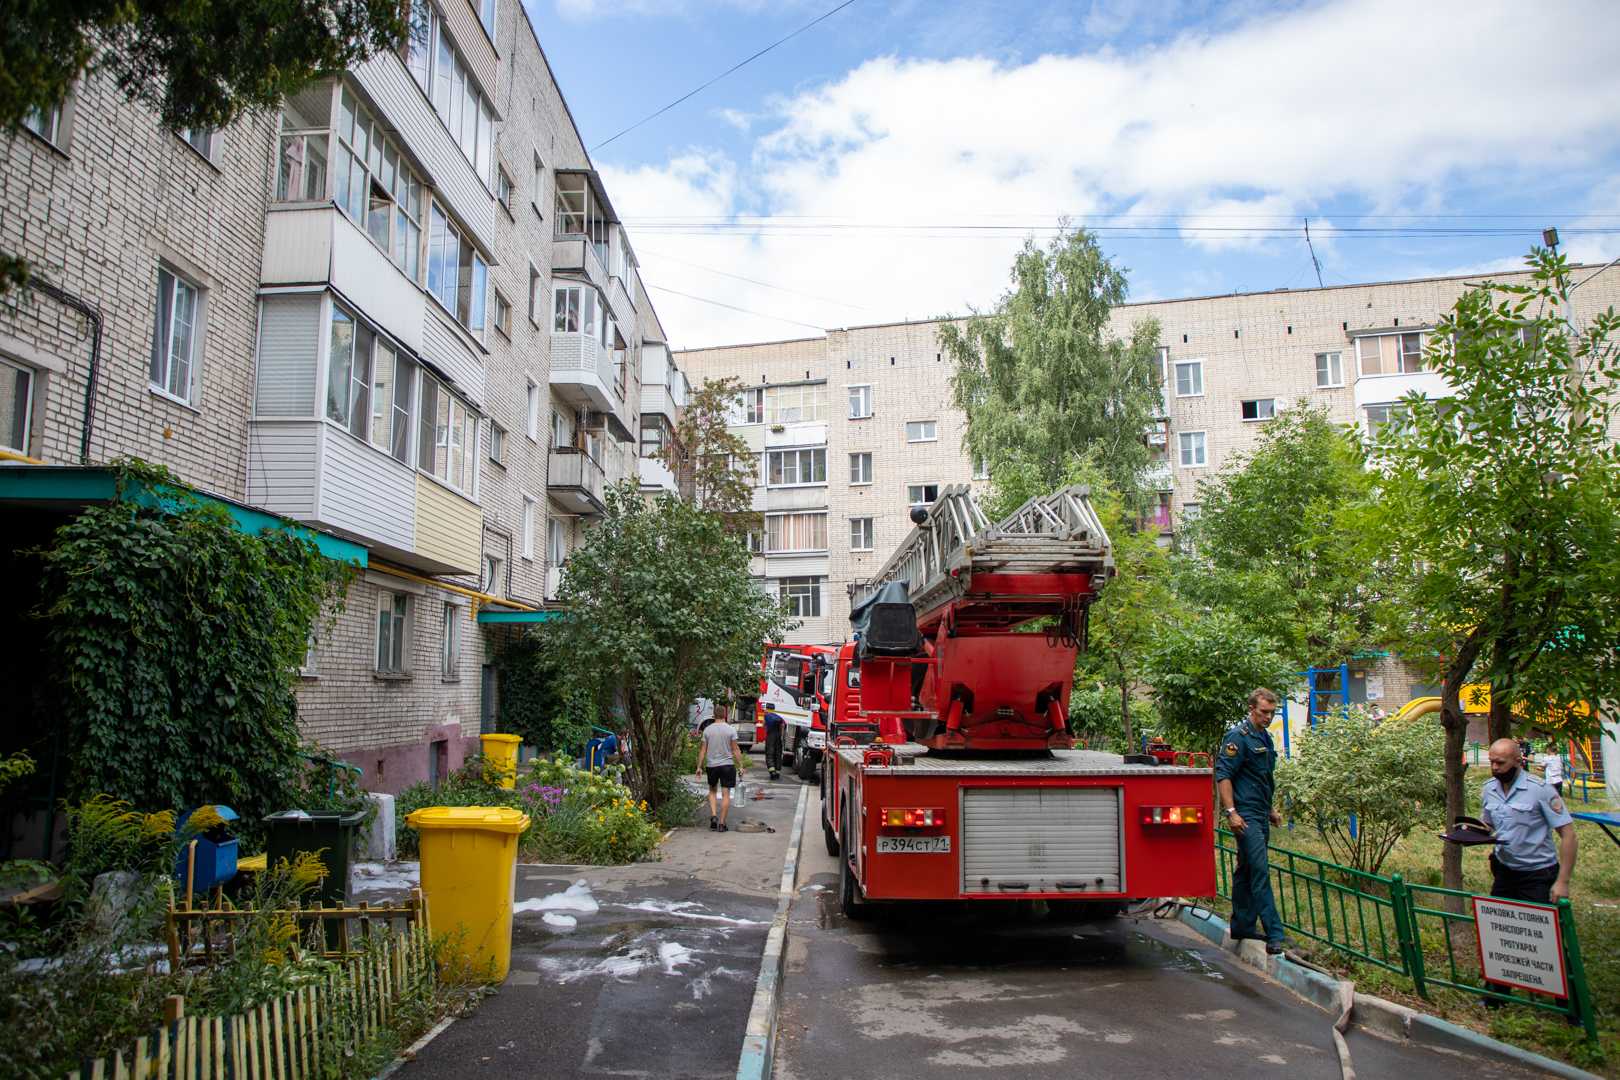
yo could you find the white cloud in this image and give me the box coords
[600,0,1620,346]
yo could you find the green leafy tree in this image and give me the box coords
[941,223,1163,510]
[1,0,411,292]
[541,483,795,807]
[1179,404,1380,669]
[1275,707,1445,875]
[1140,612,1299,753]
[659,375,761,537]
[33,462,350,820]
[1353,247,1620,894]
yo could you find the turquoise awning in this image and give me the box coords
[477,609,560,623]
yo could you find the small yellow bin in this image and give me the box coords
[405,805,531,982]
[479,733,525,789]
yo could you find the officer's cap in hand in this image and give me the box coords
[1438,815,1496,846]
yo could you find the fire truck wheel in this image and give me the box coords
[823,814,840,857]
[839,821,874,921]
[796,748,819,781]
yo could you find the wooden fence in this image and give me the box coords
[165,890,427,967]
[67,922,435,1080]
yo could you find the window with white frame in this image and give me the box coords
[547,516,567,566]
[1174,360,1204,397]
[1364,403,1410,437]
[766,513,827,553]
[22,103,62,145]
[850,517,874,551]
[405,1,494,185]
[483,554,503,597]
[492,291,511,337]
[179,127,214,159]
[489,423,505,465]
[1178,431,1207,466]
[427,204,488,334]
[640,415,665,459]
[907,483,939,505]
[1181,502,1202,524]
[776,577,822,617]
[849,452,873,484]
[848,385,872,418]
[520,494,537,559]
[906,420,937,442]
[552,409,571,449]
[418,374,477,495]
[532,153,545,214]
[276,83,331,203]
[441,602,462,678]
[329,89,425,281]
[327,306,373,438]
[1315,351,1344,388]
[1240,399,1275,421]
[150,267,201,402]
[767,448,826,486]
[525,380,541,440]
[1,358,33,455]
[733,387,764,425]
[1156,345,1170,383]
[552,284,610,348]
[1356,332,1425,376]
[765,383,827,424]
[371,344,415,463]
[376,592,409,672]
[972,454,988,480]
[495,167,512,213]
[554,173,609,253]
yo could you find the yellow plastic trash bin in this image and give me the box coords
[480,733,525,789]
[405,805,531,982]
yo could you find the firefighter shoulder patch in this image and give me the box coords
[1551,796,1567,814]
[1224,742,1239,756]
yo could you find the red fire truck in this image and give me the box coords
[821,484,1216,918]
[755,643,837,777]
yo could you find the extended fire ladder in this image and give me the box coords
[848,484,1115,631]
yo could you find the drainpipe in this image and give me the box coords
[28,275,104,464]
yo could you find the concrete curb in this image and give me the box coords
[736,782,809,1080]
[374,1015,456,1080]
[1174,906,1602,1080]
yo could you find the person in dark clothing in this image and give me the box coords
[763,710,785,780]
[1215,688,1294,955]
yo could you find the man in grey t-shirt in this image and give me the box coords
[697,707,745,832]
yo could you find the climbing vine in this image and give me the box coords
[34,460,352,823]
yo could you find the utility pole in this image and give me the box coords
[1304,219,1324,288]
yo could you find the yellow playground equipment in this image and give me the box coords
[1381,688,1601,795]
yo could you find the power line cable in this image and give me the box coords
[643,283,828,331]
[636,246,899,317]
[591,0,857,153]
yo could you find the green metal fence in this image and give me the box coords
[1215,829,1598,1042]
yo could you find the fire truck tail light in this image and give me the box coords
[883,807,945,827]
[1139,805,1203,825]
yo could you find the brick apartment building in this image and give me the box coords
[677,265,1620,708]
[0,0,688,807]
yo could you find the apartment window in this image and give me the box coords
[426,204,488,333]
[496,167,513,213]
[547,517,567,567]
[733,387,765,425]
[849,452,873,484]
[525,381,541,440]
[483,555,503,597]
[745,530,763,554]
[405,2,494,184]
[441,602,462,678]
[330,89,425,281]
[489,423,506,465]
[1357,332,1425,376]
[376,592,409,672]
[552,285,610,347]
[370,345,416,463]
[327,306,373,438]
[848,385,872,419]
[521,494,537,559]
[765,383,828,424]
[493,291,511,338]
[1174,360,1204,397]
[1316,351,1344,388]
[972,454,988,480]
[777,577,822,618]
[1156,345,1170,382]
[850,517,874,551]
[906,420,938,442]
[766,513,828,553]
[1182,502,1202,524]
[179,127,214,159]
[767,448,826,486]
[1179,431,1207,467]
[1364,403,1411,437]
[418,374,477,495]
[22,103,61,145]
[0,358,33,455]
[907,483,939,505]
[532,153,545,215]
[552,409,571,448]
[276,82,331,203]
[640,415,665,458]
[1240,399,1275,422]
[150,267,201,403]
[1152,491,1173,532]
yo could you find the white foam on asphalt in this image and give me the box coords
[659,942,695,974]
[606,899,761,925]
[514,879,599,915]
[352,861,421,892]
[543,912,578,929]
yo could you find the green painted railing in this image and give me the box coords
[1215,829,1597,1042]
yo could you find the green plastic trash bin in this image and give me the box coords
[263,809,368,946]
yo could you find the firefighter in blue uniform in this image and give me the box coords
[1215,688,1291,954]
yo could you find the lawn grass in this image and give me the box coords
[1201,767,1620,1075]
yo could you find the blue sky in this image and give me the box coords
[521,0,1620,347]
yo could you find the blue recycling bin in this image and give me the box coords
[173,805,240,892]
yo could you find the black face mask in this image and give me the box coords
[1496,766,1520,788]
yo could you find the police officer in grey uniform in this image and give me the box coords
[1216,688,1291,954]
[1479,737,1578,1006]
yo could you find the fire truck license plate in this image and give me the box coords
[876,836,950,853]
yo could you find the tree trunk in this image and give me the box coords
[1440,632,1485,904]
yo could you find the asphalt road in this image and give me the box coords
[775,784,1557,1080]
